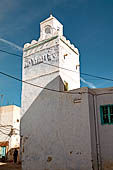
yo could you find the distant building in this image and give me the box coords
[21,15,113,170]
[0,105,20,161]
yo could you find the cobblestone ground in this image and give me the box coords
[0,162,21,170]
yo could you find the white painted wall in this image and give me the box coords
[0,105,20,151]
[21,42,59,117]
[21,16,80,118]
[21,87,92,170]
[10,106,20,149]
[21,15,81,170]
[87,87,113,170]
[94,88,113,169]
[0,106,13,143]
[40,15,63,41]
[59,37,80,90]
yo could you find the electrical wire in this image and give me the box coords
[0,70,81,94]
[0,129,9,136]
[0,124,12,127]
[0,49,22,58]
[0,49,113,96]
[0,49,113,82]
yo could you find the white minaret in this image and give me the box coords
[21,15,80,117]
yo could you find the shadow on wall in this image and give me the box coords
[21,75,64,122]
[20,75,92,170]
[20,76,71,169]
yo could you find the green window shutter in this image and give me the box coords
[100,105,113,125]
[108,106,111,124]
[100,106,104,125]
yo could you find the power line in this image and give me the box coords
[1,66,113,96]
[0,56,112,96]
[0,129,9,136]
[43,62,113,82]
[0,48,113,82]
[0,49,22,58]
[0,70,81,94]
[0,124,12,127]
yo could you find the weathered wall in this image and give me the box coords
[21,40,59,118]
[94,88,113,169]
[88,92,98,170]
[0,105,20,160]
[59,37,80,90]
[0,106,13,142]
[21,87,92,170]
[10,106,20,149]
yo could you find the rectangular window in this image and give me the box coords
[100,105,113,125]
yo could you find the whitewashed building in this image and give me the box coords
[21,14,80,118]
[0,105,20,161]
[21,15,113,170]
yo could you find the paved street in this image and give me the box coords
[0,162,21,170]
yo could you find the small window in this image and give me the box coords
[64,81,68,91]
[45,26,51,34]
[100,105,113,124]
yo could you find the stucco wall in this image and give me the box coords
[88,92,98,170]
[0,106,13,142]
[0,105,20,161]
[21,86,92,170]
[21,41,59,117]
[59,38,80,90]
[95,89,113,168]
[21,37,80,118]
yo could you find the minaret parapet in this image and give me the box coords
[31,40,38,45]
[24,43,31,48]
[24,40,38,49]
[60,36,79,55]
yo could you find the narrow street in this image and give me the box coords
[0,162,21,170]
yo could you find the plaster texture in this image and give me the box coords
[0,105,20,160]
[21,15,80,118]
[21,15,113,170]
[87,87,113,170]
[21,86,92,170]
[93,88,113,169]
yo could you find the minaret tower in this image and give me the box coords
[21,15,80,117]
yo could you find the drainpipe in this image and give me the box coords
[93,94,102,170]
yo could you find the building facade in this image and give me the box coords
[21,86,113,170]
[0,105,20,161]
[21,15,113,170]
[21,14,80,118]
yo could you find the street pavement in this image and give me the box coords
[0,162,21,170]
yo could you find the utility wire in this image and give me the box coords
[0,49,113,82]
[0,49,22,58]
[0,124,12,127]
[1,64,113,96]
[0,129,10,136]
[0,70,81,94]
[0,50,113,96]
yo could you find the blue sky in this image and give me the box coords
[0,0,113,106]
